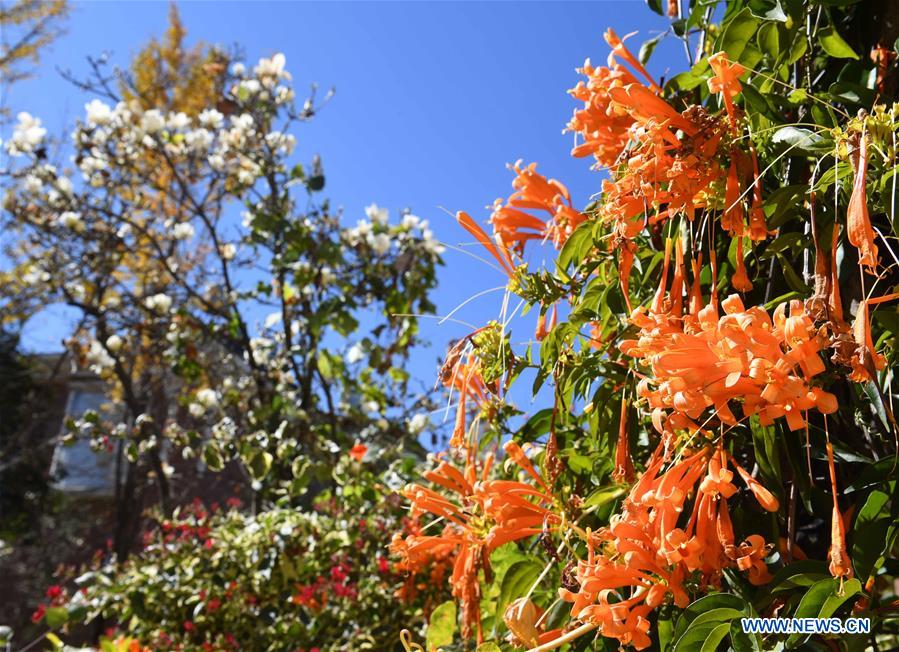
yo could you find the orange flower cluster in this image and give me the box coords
[620,241,837,433]
[560,446,778,649]
[491,161,586,252]
[391,442,557,641]
[392,516,455,607]
[570,46,769,293]
[597,87,767,249]
[566,29,661,168]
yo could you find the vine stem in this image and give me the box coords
[525,622,599,652]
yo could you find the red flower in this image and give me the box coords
[45,585,62,600]
[378,556,390,573]
[183,620,195,632]
[31,604,46,623]
[349,442,367,461]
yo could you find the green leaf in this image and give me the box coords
[776,254,809,295]
[516,409,553,444]
[818,25,859,59]
[767,560,831,593]
[247,450,273,480]
[771,126,825,152]
[851,487,897,581]
[496,559,544,628]
[583,485,626,509]
[751,0,788,22]
[477,644,502,652]
[659,618,675,651]
[667,59,711,92]
[640,33,665,65]
[750,417,782,501]
[829,81,876,107]
[646,0,664,15]
[785,578,862,647]
[719,8,760,61]
[674,620,732,652]
[44,606,68,629]
[427,601,457,650]
[203,444,224,472]
[674,593,749,641]
[558,221,594,270]
[757,22,780,57]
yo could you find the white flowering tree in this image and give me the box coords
[1,34,444,581]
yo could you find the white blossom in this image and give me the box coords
[167,112,191,131]
[196,388,219,408]
[105,334,124,352]
[408,413,430,434]
[239,79,262,96]
[368,232,391,255]
[185,128,213,150]
[172,222,195,240]
[87,340,115,371]
[84,99,113,126]
[365,203,389,225]
[401,213,421,230]
[208,154,226,171]
[198,108,224,129]
[346,343,364,364]
[144,293,172,314]
[58,211,84,231]
[8,112,46,154]
[254,53,289,81]
[140,109,166,133]
[221,243,237,260]
[23,175,42,193]
[231,113,254,131]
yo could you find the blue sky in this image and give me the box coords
[7,0,685,409]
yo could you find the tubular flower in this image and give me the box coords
[731,238,753,292]
[490,161,586,253]
[535,303,558,341]
[456,211,516,278]
[846,292,899,382]
[392,447,557,641]
[566,29,661,168]
[825,442,853,580]
[439,332,492,449]
[707,52,746,124]
[748,147,769,240]
[559,445,776,650]
[620,251,838,433]
[846,130,878,271]
[613,394,635,483]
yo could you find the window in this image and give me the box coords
[50,388,119,496]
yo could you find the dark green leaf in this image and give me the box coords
[818,26,860,59]
[718,8,760,60]
[785,578,861,647]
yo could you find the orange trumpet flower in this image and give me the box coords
[394,448,557,641]
[707,52,746,123]
[847,130,878,271]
